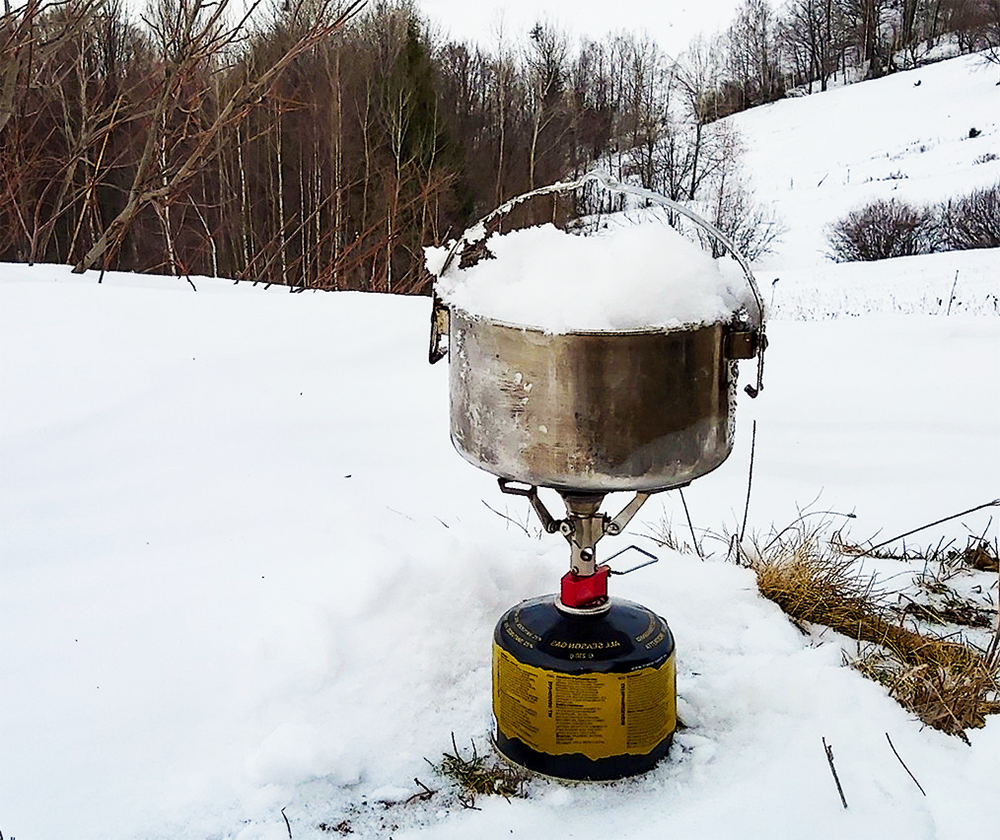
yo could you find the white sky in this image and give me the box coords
[416,0,745,56]
[108,1,744,58]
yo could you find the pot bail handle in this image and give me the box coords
[429,293,450,364]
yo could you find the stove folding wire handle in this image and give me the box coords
[427,169,768,397]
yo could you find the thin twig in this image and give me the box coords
[855,500,1000,558]
[988,530,1000,667]
[280,806,292,839]
[946,270,959,316]
[986,617,1000,668]
[764,508,856,554]
[405,777,438,803]
[885,733,926,796]
[482,500,532,538]
[679,488,703,560]
[740,420,758,544]
[985,528,1000,670]
[822,737,848,809]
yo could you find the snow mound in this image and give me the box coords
[430,222,755,333]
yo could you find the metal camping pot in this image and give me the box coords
[428,171,766,493]
[447,311,754,491]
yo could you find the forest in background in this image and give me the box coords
[1,0,997,293]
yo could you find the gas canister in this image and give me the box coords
[493,593,676,780]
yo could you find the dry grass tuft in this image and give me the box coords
[741,518,1000,740]
[430,736,529,808]
[835,532,998,574]
[962,537,999,573]
[642,514,685,553]
[751,542,881,635]
[855,647,1000,742]
[900,592,995,629]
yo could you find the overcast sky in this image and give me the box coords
[415,0,745,56]
[107,1,744,59]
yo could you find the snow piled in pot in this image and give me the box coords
[428,221,756,334]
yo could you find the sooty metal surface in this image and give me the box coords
[448,309,740,492]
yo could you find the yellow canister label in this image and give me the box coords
[492,644,676,761]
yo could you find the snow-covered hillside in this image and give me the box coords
[730,52,1000,270]
[1,54,999,840]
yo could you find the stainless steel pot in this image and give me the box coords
[446,309,756,491]
[428,171,766,493]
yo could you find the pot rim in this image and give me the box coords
[447,303,737,339]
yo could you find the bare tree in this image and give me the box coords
[524,21,569,190]
[621,34,667,190]
[676,36,724,200]
[726,0,781,109]
[779,0,855,90]
[703,125,784,260]
[986,0,1000,66]
[71,0,364,275]
[0,0,143,265]
[1,0,107,134]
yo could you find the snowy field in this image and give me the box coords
[2,53,1000,840]
[731,52,1000,270]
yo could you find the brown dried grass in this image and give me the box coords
[431,736,529,808]
[855,648,1000,742]
[834,532,999,573]
[742,520,1000,740]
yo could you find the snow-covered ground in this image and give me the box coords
[731,52,1000,270]
[2,54,999,840]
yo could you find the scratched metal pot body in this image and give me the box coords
[447,308,740,492]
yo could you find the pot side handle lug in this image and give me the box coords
[429,294,450,364]
[725,325,760,360]
[724,323,768,398]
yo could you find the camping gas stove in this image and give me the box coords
[428,171,766,780]
[490,486,677,780]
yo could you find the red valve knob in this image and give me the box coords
[560,565,610,608]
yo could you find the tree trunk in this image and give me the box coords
[276,106,288,286]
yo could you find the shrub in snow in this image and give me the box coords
[703,172,786,262]
[937,182,1000,250]
[826,198,936,262]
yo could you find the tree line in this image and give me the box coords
[717,1,999,115]
[1,0,995,293]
